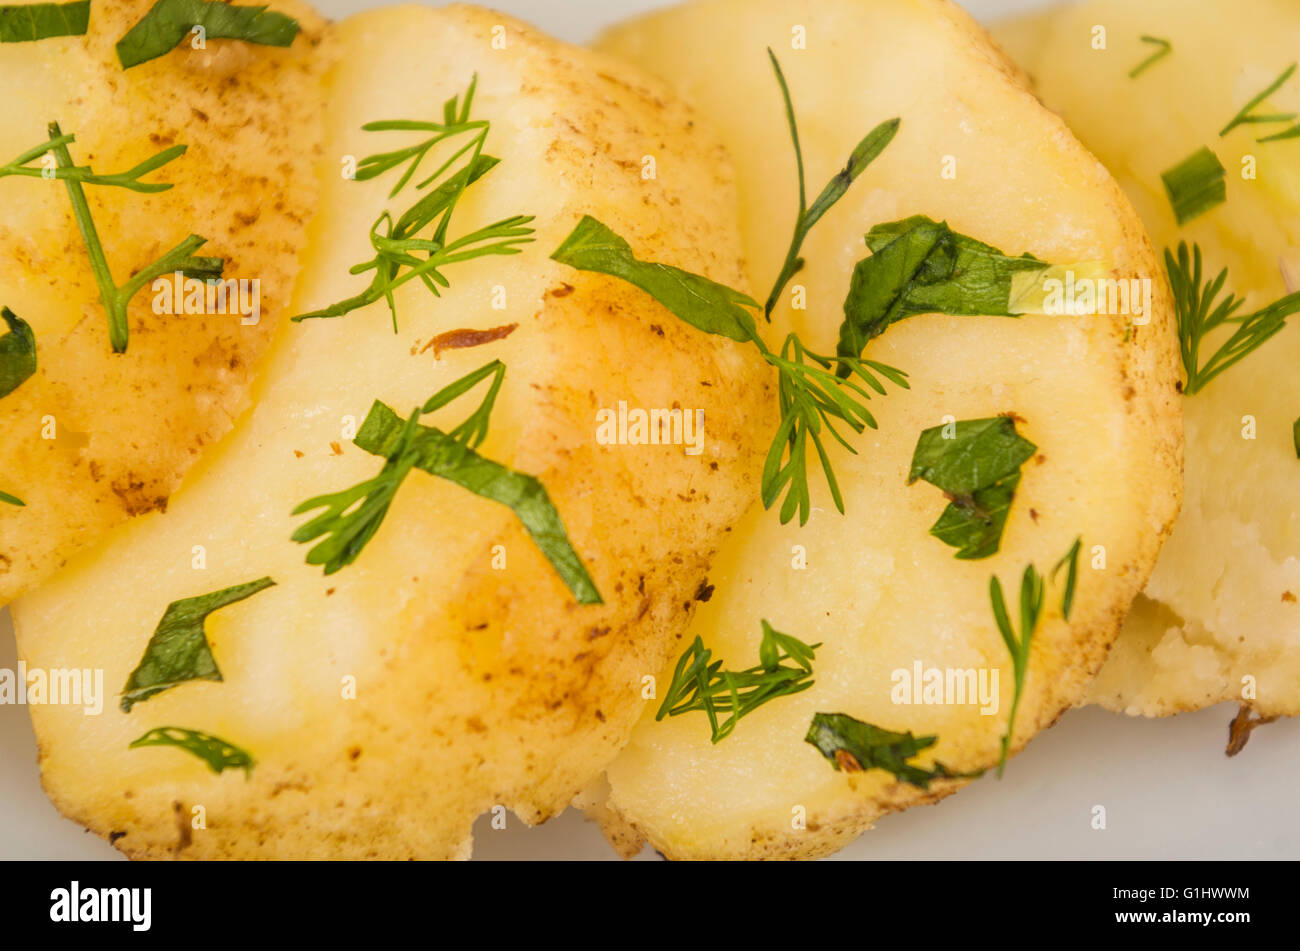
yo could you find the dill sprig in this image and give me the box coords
[552,215,909,526]
[1219,62,1297,138]
[551,53,908,525]
[760,333,907,525]
[1160,147,1226,226]
[1128,35,1171,79]
[1,123,222,353]
[0,129,186,191]
[990,562,1044,777]
[291,407,423,574]
[1052,537,1082,620]
[291,360,601,603]
[293,76,535,329]
[289,361,510,574]
[763,49,900,320]
[1168,242,1300,395]
[656,620,820,743]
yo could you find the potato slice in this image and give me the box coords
[992,0,1300,717]
[0,0,327,605]
[12,4,769,858]
[593,0,1181,859]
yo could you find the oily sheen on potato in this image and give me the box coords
[12,4,770,859]
[0,0,327,606]
[994,0,1300,717]
[593,0,1182,860]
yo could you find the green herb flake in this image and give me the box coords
[1160,147,1226,226]
[0,306,36,399]
[0,0,88,42]
[552,215,760,342]
[4,122,224,352]
[1258,124,1300,143]
[1128,35,1171,79]
[805,713,976,788]
[116,0,299,70]
[657,621,819,743]
[907,416,1037,559]
[1219,62,1297,138]
[762,48,899,320]
[552,216,908,526]
[0,489,23,506]
[550,51,906,527]
[292,362,600,604]
[1052,537,1083,620]
[120,577,275,712]
[837,216,1049,372]
[292,77,535,328]
[129,726,253,776]
[990,563,1044,776]
[1169,242,1300,395]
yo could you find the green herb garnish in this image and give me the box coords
[292,361,600,603]
[550,215,760,343]
[293,77,535,329]
[0,489,23,506]
[1,128,186,192]
[657,621,819,743]
[552,216,908,526]
[551,53,905,526]
[1160,147,1226,225]
[120,577,275,713]
[1258,123,1300,143]
[1294,417,1300,458]
[0,0,88,42]
[116,0,299,69]
[836,216,1050,373]
[804,713,974,788]
[129,726,253,776]
[6,122,223,352]
[763,48,899,320]
[1169,242,1300,395]
[1128,35,1171,79]
[0,307,36,399]
[1219,62,1297,138]
[907,416,1037,560]
[991,562,1044,776]
[1052,537,1082,620]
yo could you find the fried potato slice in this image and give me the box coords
[12,4,769,858]
[992,0,1300,717]
[0,0,328,605]
[591,0,1182,859]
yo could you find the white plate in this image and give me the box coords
[3,0,1296,862]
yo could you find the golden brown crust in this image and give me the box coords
[593,0,1183,861]
[0,0,327,605]
[20,3,772,860]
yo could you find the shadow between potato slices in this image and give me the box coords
[590,0,1182,860]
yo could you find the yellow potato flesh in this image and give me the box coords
[12,4,768,858]
[993,0,1300,716]
[595,0,1181,859]
[0,0,327,604]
